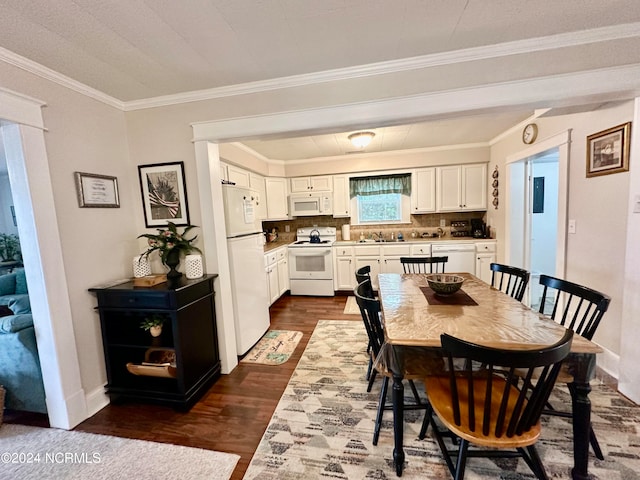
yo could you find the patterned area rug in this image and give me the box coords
[243,320,640,479]
[241,330,303,365]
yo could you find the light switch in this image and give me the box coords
[634,195,640,213]
[568,219,576,234]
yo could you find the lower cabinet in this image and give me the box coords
[334,245,355,290]
[90,275,221,410]
[265,246,289,305]
[475,242,497,284]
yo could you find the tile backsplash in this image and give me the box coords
[262,211,488,242]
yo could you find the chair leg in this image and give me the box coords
[453,438,469,480]
[365,356,373,381]
[418,403,432,439]
[521,445,549,480]
[408,379,423,405]
[373,376,389,446]
[367,369,377,393]
[590,425,605,460]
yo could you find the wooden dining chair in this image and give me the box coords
[355,280,433,445]
[490,263,530,302]
[537,274,611,460]
[420,329,574,480]
[400,256,448,274]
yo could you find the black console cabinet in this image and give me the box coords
[91,275,220,409]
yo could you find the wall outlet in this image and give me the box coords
[440,219,446,227]
[285,225,290,232]
[568,219,576,234]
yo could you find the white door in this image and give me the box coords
[336,257,355,290]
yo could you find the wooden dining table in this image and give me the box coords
[376,272,602,480]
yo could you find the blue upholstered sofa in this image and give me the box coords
[0,269,47,413]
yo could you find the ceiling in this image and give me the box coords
[1,1,640,161]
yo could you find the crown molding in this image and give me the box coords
[126,22,640,111]
[0,46,124,110]
[191,63,640,144]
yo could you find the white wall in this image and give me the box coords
[0,173,19,236]
[489,102,634,373]
[0,61,137,417]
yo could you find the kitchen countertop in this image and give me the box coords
[263,240,293,253]
[333,237,495,246]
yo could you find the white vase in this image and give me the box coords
[185,254,204,279]
[132,255,151,278]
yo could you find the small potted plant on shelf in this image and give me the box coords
[140,314,166,337]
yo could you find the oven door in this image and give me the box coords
[288,247,333,280]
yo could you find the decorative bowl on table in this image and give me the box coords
[426,274,465,296]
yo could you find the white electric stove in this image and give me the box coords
[288,227,336,296]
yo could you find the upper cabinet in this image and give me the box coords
[249,172,267,220]
[411,168,436,213]
[332,175,350,218]
[227,164,251,188]
[436,163,487,212]
[290,175,333,193]
[265,177,289,220]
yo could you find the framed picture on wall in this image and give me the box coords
[74,172,120,208]
[138,162,190,228]
[586,122,631,178]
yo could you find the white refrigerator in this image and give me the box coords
[222,185,271,355]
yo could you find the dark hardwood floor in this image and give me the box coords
[5,293,358,480]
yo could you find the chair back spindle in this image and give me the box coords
[400,256,448,274]
[489,263,530,302]
[538,275,610,340]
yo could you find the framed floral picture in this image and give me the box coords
[586,122,631,178]
[138,162,190,227]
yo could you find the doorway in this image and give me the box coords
[505,131,570,308]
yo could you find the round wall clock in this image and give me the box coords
[522,123,538,144]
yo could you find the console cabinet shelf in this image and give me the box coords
[91,275,220,410]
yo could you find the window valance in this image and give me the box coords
[349,174,411,198]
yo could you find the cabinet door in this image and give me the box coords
[266,266,279,305]
[332,175,350,217]
[265,177,289,220]
[277,258,289,296]
[436,166,462,211]
[335,256,355,290]
[227,165,250,187]
[290,177,311,192]
[310,176,332,191]
[355,257,380,290]
[475,253,495,284]
[381,257,405,274]
[249,172,267,220]
[462,164,487,210]
[411,168,436,213]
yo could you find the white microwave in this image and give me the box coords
[289,192,332,216]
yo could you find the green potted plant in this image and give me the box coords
[0,233,21,262]
[140,314,166,337]
[138,222,202,279]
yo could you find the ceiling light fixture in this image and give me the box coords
[348,131,375,149]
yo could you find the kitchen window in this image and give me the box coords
[350,174,411,225]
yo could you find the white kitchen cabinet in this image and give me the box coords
[264,251,279,306]
[411,168,436,213]
[475,242,496,284]
[290,175,333,193]
[227,164,251,188]
[354,244,381,290]
[332,174,350,218]
[249,172,267,220]
[265,177,289,220]
[276,247,290,296]
[410,244,431,256]
[381,244,411,274]
[436,163,487,212]
[334,245,355,290]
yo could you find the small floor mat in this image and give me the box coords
[343,296,361,315]
[241,330,303,365]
